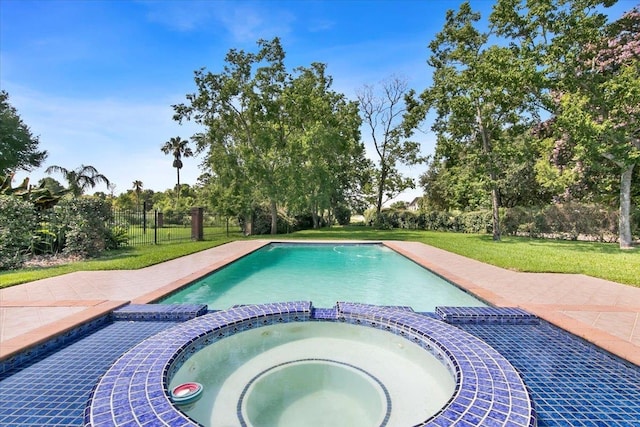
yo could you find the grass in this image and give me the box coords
[1,226,638,288]
[0,232,240,288]
[124,225,230,245]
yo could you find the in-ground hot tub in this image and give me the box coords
[169,321,455,426]
[85,302,536,427]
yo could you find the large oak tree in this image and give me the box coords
[174,38,368,234]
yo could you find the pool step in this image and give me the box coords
[435,306,539,325]
[112,304,208,321]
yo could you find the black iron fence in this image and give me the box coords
[111,204,235,246]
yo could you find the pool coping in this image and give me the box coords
[84,302,536,427]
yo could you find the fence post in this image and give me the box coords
[142,201,147,234]
[154,210,158,244]
[191,207,204,241]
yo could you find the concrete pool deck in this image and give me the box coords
[1,239,639,366]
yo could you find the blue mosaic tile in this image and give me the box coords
[458,320,640,427]
[0,315,112,375]
[3,301,639,426]
[111,303,208,321]
[436,306,539,325]
[335,303,535,426]
[0,320,177,427]
[311,307,337,319]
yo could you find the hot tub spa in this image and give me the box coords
[168,321,454,426]
[85,302,536,427]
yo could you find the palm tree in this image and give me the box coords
[45,164,110,197]
[161,136,193,203]
[132,180,143,211]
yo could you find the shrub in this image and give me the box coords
[161,208,190,226]
[57,198,114,258]
[420,211,453,231]
[364,208,399,229]
[459,210,493,233]
[333,205,352,226]
[105,224,129,249]
[0,195,37,269]
[397,210,419,229]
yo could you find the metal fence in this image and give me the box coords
[111,204,235,246]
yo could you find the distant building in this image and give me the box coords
[407,197,422,212]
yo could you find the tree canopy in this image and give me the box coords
[174,38,368,234]
[358,77,425,215]
[490,0,639,248]
[45,164,110,197]
[403,0,638,247]
[0,90,47,175]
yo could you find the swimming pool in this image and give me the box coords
[161,243,486,311]
[2,240,638,427]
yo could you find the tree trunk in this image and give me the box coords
[311,201,320,229]
[176,167,181,205]
[476,104,500,241]
[619,163,634,249]
[490,184,501,241]
[376,166,387,215]
[270,199,278,235]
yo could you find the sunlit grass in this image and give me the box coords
[0,233,240,288]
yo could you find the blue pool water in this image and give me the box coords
[161,243,486,312]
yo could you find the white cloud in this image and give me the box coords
[7,82,204,195]
[142,0,295,43]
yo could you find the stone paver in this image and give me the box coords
[1,239,638,366]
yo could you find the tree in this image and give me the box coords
[492,0,638,248]
[38,177,66,195]
[357,77,425,215]
[406,2,538,240]
[285,63,367,227]
[161,136,193,205]
[0,90,47,175]
[175,38,373,234]
[175,38,298,234]
[45,164,110,197]
[132,180,143,211]
[557,8,639,248]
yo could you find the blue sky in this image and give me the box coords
[1,0,632,201]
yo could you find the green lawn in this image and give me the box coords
[1,226,638,288]
[0,233,240,288]
[124,225,230,245]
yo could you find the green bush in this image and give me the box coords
[57,198,115,257]
[397,210,419,229]
[362,200,636,243]
[161,208,190,226]
[459,210,493,233]
[420,211,453,231]
[333,205,352,226]
[0,195,38,269]
[364,208,398,229]
[106,224,129,249]
[501,203,625,242]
